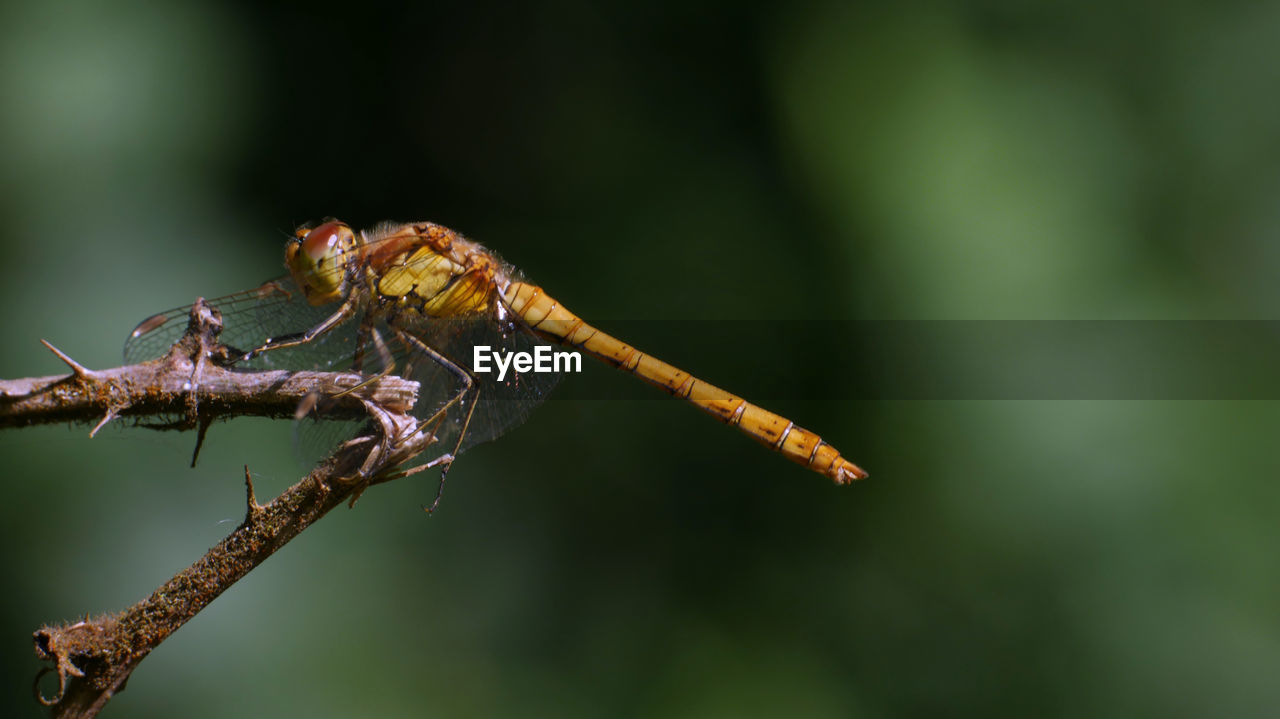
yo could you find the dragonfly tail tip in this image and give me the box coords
[835,461,869,484]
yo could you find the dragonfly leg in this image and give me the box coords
[241,300,356,362]
[351,319,372,374]
[392,330,475,433]
[423,384,479,513]
[392,329,478,512]
[369,324,397,373]
[289,317,385,422]
[345,319,396,374]
[354,451,457,509]
[321,325,398,405]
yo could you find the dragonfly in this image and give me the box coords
[127,219,867,502]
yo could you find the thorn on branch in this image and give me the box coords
[40,339,93,378]
[191,415,213,467]
[88,408,118,438]
[242,466,263,524]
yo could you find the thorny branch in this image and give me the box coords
[0,299,440,718]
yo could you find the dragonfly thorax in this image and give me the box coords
[286,220,358,306]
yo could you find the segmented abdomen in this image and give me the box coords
[503,281,867,484]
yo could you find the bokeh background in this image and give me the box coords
[3,1,1279,716]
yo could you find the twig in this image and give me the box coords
[2,300,436,718]
[0,311,417,432]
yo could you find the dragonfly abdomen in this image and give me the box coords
[503,281,867,484]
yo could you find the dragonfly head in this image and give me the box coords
[286,219,357,306]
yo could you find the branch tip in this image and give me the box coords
[32,631,88,707]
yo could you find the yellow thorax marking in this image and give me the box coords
[375,245,495,317]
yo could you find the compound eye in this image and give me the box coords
[301,220,345,261]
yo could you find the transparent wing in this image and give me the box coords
[289,319,408,469]
[389,314,563,455]
[124,225,566,471]
[127,280,304,360]
[125,277,379,377]
[284,313,562,471]
[126,277,380,467]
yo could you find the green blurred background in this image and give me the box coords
[2,0,1278,716]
